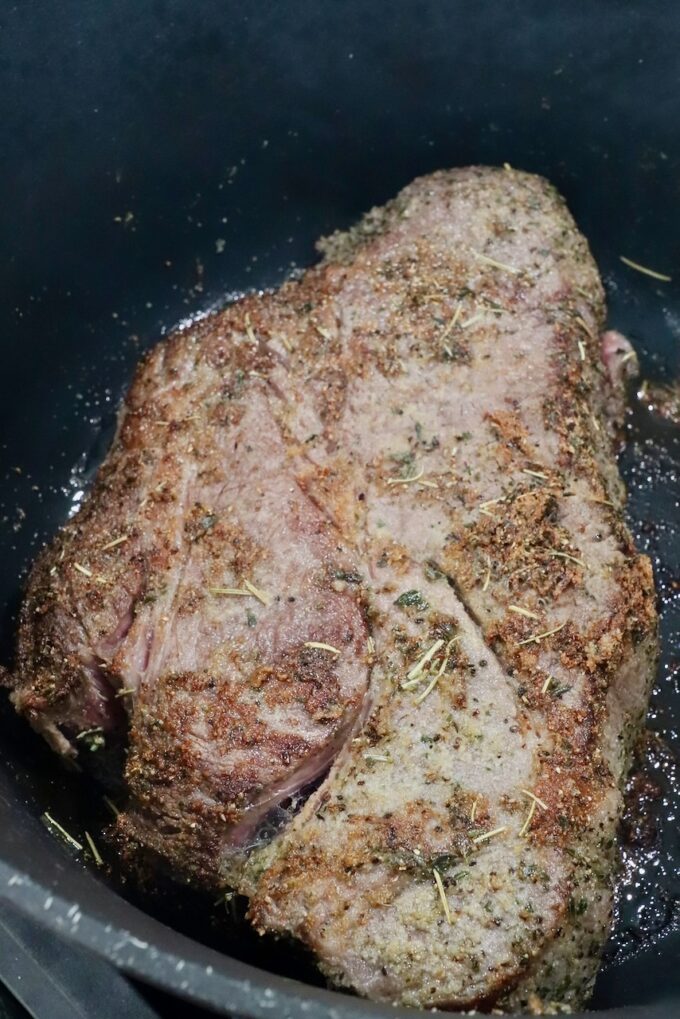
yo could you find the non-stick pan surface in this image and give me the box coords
[1,2,679,1016]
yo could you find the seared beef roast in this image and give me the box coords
[4,168,657,1012]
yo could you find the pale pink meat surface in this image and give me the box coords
[4,167,657,1013]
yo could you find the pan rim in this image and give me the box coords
[0,859,674,1019]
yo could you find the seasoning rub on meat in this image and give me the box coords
[4,167,657,1013]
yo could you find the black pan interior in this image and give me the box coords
[1,2,679,1016]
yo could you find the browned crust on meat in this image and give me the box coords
[4,166,657,1012]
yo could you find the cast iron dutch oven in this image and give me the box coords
[1,2,679,1017]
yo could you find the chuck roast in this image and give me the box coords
[3,167,657,1013]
